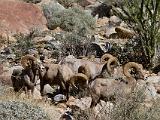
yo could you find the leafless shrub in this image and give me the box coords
[72,85,160,120]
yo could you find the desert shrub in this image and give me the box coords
[43,6,96,35]
[57,0,78,8]
[42,3,95,57]
[107,38,152,68]
[12,32,36,59]
[54,32,93,57]
[112,0,160,68]
[110,88,160,120]
[42,1,65,30]
[0,38,5,48]
[0,100,50,120]
[71,106,95,120]
[71,86,160,120]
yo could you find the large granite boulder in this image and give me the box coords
[0,0,47,35]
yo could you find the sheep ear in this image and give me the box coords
[123,62,144,79]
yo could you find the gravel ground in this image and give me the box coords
[0,84,6,97]
[0,100,50,120]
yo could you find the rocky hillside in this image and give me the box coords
[0,0,160,120]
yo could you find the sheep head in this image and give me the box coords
[21,55,37,69]
[100,57,119,77]
[78,65,91,79]
[123,62,144,80]
[69,73,89,89]
[100,53,114,63]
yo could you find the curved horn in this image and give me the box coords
[78,65,91,79]
[21,55,37,68]
[69,73,89,89]
[100,53,114,63]
[123,62,143,78]
[106,57,119,75]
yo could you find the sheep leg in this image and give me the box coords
[90,94,100,108]
[31,87,35,96]
[65,83,70,100]
[24,86,28,94]
[28,90,32,98]
[40,81,45,96]
[24,75,35,89]
[59,84,66,94]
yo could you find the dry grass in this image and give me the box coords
[0,86,62,120]
[71,86,160,120]
[1,84,160,120]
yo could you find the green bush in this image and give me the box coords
[43,6,96,36]
[54,32,92,57]
[112,0,160,68]
[12,32,36,59]
[0,101,50,120]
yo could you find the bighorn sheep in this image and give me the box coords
[39,63,89,99]
[39,63,64,96]
[90,62,144,107]
[78,55,119,80]
[59,54,115,80]
[11,55,40,95]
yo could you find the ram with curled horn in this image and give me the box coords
[11,55,41,96]
[78,55,119,80]
[90,62,145,108]
[100,53,114,63]
[66,73,89,99]
[60,54,116,81]
[39,63,66,96]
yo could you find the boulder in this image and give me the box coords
[79,0,97,8]
[109,15,121,25]
[66,96,92,110]
[0,0,47,36]
[146,76,160,84]
[43,84,55,95]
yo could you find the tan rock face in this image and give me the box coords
[0,0,47,35]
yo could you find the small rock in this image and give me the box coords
[54,94,66,102]
[43,84,55,95]
[109,15,121,25]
